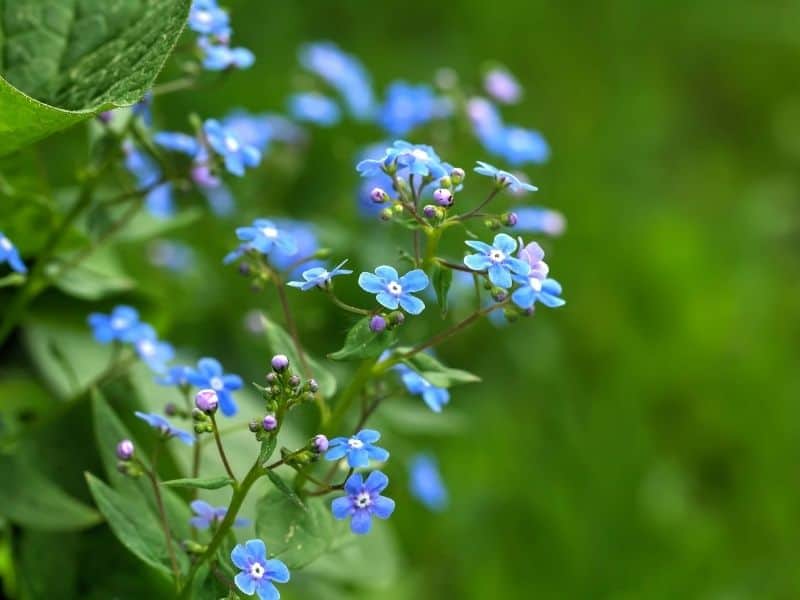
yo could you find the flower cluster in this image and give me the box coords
[188,0,254,71]
[88,305,174,373]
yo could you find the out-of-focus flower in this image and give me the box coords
[134,411,194,445]
[0,232,27,274]
[190,500,249,529]
[409,454,448,510]
[288,92,341,126]
[204,119,261,176]
[484,68,522,104]
[88,305,143,344]
[198,37,254,71]
[188,0,230,37]
[379,82,450,135]
[287,260,352,291]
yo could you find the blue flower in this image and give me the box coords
[153,131,201,156]
[188,0,230,37]
[497,127,550,166]
[221,111,274,152]
[190,500,249,530]
[395,365,450,413]
[148,241,196,272]
[0,233,27,274]
[231,539,290,600]
[204,118,261,176]
[464,233,530,288]
[135,412,194,445]
[484,68,522,104]
[288,92,341,127]
[511,277,565,311]
[378,82,450,136]
[122,141,173,218]
[287,260,352,291]
[157,365,193,387]
[358,265,429,315]
[266,220,320,276]
[356,140,448,179]
[87,305,143,344]
[198,38,254,71]
[325,429,389,468]
[145,182,175,218]
[409,454,448,511]
[331,471,395,535]
[510,206,566,236]
[299,42,375,120]
[132,325,175,373]
[474,161,538,193]
[234,219,298,256]
[186,358,243,416]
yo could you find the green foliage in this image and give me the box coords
[162,476,234,490]
[431,264,453,317]
[0,0,191,155]
[329,316,398,360]
[399,350,481,388]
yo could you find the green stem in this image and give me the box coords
[456,188,501,222]
[323,358,377,434]
[423,228,443,270]
[146,443,181,587]
[209,413,238,485]
[325,290,371,316]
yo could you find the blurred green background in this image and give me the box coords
[5,0,800,598]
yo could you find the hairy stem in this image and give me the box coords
[209,413,237,485]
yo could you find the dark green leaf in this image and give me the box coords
[266,470,305,509]
[0,0,191,155]
[162,476,234,490]
[432,264,453,317]
[328,317,398,361]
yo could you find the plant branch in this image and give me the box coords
[209,413,237,485]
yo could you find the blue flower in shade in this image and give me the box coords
[356,140,448,179]
[464,233,530,288]
[395,365,450,413]
[484,68,522,104]
[510,206,566,236]
[145,182,175,218]
[511,276,565,311]
[204,119,261,176]
[299,42,375,120]
[474,161,538,193]
[468,97,504,142]
[0,233,27,274]
[132,325,175,373]
[325,429,389,468]
[198,38,255,71]
[190,500,249,530]
[288,92,341,126]
[409,454,448,511]
[287,260,352,291]
[148,241,196,272]
[87,305,143,344]
[153,131,201,156]
[222,111,274,151]
[231,539,290,600]
[122,141,174,218]
[358,265,429,315]
[331,471,395,535]
[266,220,320,277]
[378,82,450,136]
[497,127,550,166]
[135,412,194,445]
[157,365,193,387]
[234,219,298,257]
[188,0,230,37]
[186,358,243,416]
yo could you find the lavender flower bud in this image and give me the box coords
[116,439,135,461]
[369,315,387,333]
[271,354,289,372]
[262,414,278,431]
[370,187,389,203]
[433,188,454,207]
[502,212,518,227]
[195,389,219,413]
[312,434,329,453]
[423,204,437,219]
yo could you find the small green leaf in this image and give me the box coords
[0,0,191,155]
[0,454,101,531]
[400,350,481,388]
[84,473,176,578]
[260,315,337,397]
[328,317,397,361]
[162,476,234,490]
[266,470,305,509]
[0,272,25,288]
[49,247,135,300]
[259,433,278,465]
[432,264,453,317]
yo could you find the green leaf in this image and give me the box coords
[432,264,453,317]
[162,476,234,490]
[0,0,191,156]
[401,350,481,388]
[266,470,305,509]
[0,454,101,531]
[0,272,25,288]
[84,472,176,578]
[48,247,136,300]
[260,315,338,398]
[328,317,398,361]
[255,487,344,569]
[259,433,278,465]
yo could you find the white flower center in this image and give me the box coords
[355,492,372,508]
[210,376,224,390]
[224,136,240,152]
[347,438,364,450]
[196,10,212,23]
[249,562,265,580]
[528,277,543,292]
[111,316,129,330]
[260,226,279,239]
[0,237,12,252]
[489,249,506,263]
[386,281,403,296]
[138,340,155,357]
[410,148,429,161]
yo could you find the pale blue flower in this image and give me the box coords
[190,500,249,529]
[288,92,341,126]
[409,454,448,511]
[473,161,538,193]
[135,412,194,445]
[325,429,389,468]
[331,471,395,535]
[464,233,530,288]
[287,260,352,291]
[358,265,429,315]
[231,539,290,600]
[204,119,261,176]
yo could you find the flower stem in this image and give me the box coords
[399,303,504,359]
[455,188,501,222]
[209,413,237,485]
[146,443,181,587]
[325,290,371,316]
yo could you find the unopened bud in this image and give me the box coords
[262,414,278,431]
[312,434,329,453]
[370,187,389,203]
[116,439,134,461]
[194,389,219,413]
[271,354,289,372]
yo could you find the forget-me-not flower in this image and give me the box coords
[288,92,341,127]
[358,265,429,315]
[331,471,396,535]
[188,0,230,37]
[153,131,201,156]
[378,82,449,136]
[395,364,450,412]
[0,233,26,274]
[287,259,352,291]
[484,68,522,104]
[231,539,290,600]
[510,206,566,236]
[190,500,249,530]
[474,161,538,193]
[234,219,298,257]
[186,357,243,416]
[198,37,254,71]
[204,119,261,176]
[135,412,194,445]
[464,233,530,288]
[498,127,550,166]
[409,454,448,511]
[132,325,175,373]
[123,141,174,218]
[325,429,389,468]
[88,305,143,344]
[157,365,193,387]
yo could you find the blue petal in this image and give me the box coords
[191,500,215,517]
[358,272,385,294]
[235,572,256,595]
[505,256,531,276]
[347,447,370,468]
[511,286,535,309]
[538,292,566,308]
[198,357,223,377]
[493,233,517,254]
[350,509,372,534]
[331,496,352,519]
[245,539,267,563]
[265,559,290,583]
[487,264,512,288]
[364,470,389,494]
[325,445,348,461]
[399,269,429,293]
[231,544,250,569]
[255,580,280,600]
[223,374,243,390]
[374,265,399,282]
[218,390,238,417]
[464,254,492,271]
[376,291,400,310]
[367,446,390,462]
[345,472,364,495]
[371,495,396,519]
[464,240,493,253]
[398,294,425,315]
[225,154,245,177]
[356,429,380,443]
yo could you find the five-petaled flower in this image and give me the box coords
[510,239,565,310]
[186,358,243,416]
[358,265,429,315]
[204,119,261,176]
[395,365,450,413]
[325,429,389,468]
[231,539,290,600]
[235,219,297,256]
[356,140,449,179]
[88,305,143,344]
[132,325,175,374]
[463,233,530,289]
[287,260,352,291]
[135,412,194,445]
[190,500,249,530]
[474,161,538,193]
[0,232,26,274]
[331,471,396,535]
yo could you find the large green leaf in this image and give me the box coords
[0,453,101,531]
[399,350,481,388]
[0,0,191,156]
[328,317,398,361]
